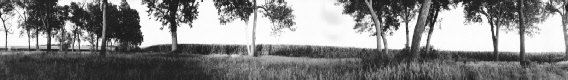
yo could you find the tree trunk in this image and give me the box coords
[78,37,81,52]
[425,8,440,53]
[251,0,258,57]
[60,26,64,52]
[425,25,434,53]
[564,16,568,60]
[169,0,179,53]
[28,29,30,51]
[518,0,526,66]
[100,0,108,56]
[46,17,51,52]
[405,14,410,49]
[490,21,499,61]
[72,30,75,52]
[563,4,568,60]
[410,0,433,60]
[4,30,7,51]
[381,32,389,54]
[96,38,99,51]
[2,19,7,51]
[364,0,383,54]
[36,28,39,51]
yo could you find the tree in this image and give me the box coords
[24,0,65,52]
[68,2,88,52]
[409,0,432,60]
[515,0,546,66]
[518,0,526,66]
[461,0,516,61]
[113,0,143,51]
[58,5,70,52]
[213,0,296,56]
[14,0,34,51]
[338,0,405,54]
[100,0,108,56]
[142,0,201,53]
[545,0,568,60]
[424,0,452,53]
[400,0,419,49]
[0,0,15,51]
[72,1,142,52]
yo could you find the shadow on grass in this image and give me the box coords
[0,54,213,80]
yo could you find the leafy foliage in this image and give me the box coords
[213,0,296,36]
[142,0,201,31]
[213,0,254,25]
[461,0,546,36]
[338,0,405,36]
[68,1,143,46]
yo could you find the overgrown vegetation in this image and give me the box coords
[0,53,566,80]
[143,44,565,62]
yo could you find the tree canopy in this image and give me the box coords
[213,0,296,35]
[338,0,404,36]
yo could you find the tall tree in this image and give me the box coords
[68,2,87,52]
[518,0,526,66]
[100,0,108,56]
[58,5,70,52]
[26,0,64,52]
[0,0,15,51]
[409,0,432,60]
[114,0,143,50]
[142,0,201,53]
[14,0,34,51]
[213,0,296,56]
[545,0,568,60]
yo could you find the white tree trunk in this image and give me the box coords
[364,0,383,53]
[251,0,258,56]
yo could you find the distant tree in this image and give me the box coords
[142,0,201,53]
[0,0,15,50]
[545,0,568,60]
[19,0,44,51]
[58,5,70,52]
[461,0,518,61]
[24,0,65,52]
[14,0,34,51]
[114,0,143,50]
[213,0,296,56]
[68,2,88,52]
[338,0,405,54]
[72,1,142,52]
[409,0,432,59]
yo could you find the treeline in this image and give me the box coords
[0,0,143,52]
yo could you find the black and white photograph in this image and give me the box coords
[0,0,567,79]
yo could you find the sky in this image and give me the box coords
[0,0,565,52]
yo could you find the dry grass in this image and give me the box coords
[0,52,566,80]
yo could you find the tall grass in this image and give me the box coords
[0,53,566,80]
[143,44,565,62]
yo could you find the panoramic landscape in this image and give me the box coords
[1,0,568,79]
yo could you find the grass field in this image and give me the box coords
[143,44,565,62]
[0,51,567,80]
